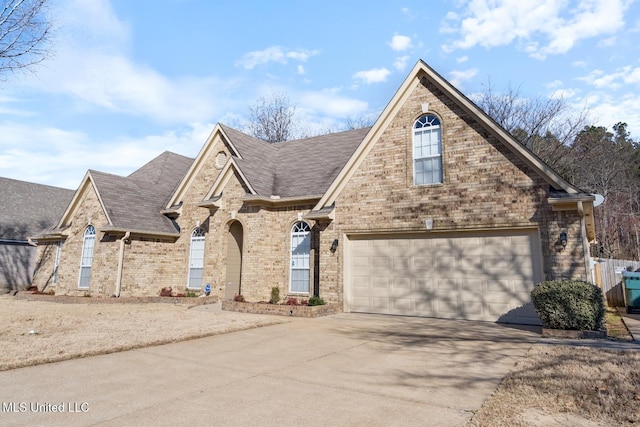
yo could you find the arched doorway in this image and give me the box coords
[225,221,243,300]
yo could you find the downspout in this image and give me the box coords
[27,238,38,247]
[577,202,592,283]
[115,231,131,297]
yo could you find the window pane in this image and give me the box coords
[79,266,91,288]
[188,268,203,289]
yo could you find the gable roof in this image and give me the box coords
[313,59,591,212]
[222,124,370,198]
[170,124,369,208]
[0,177,74,242]
[56,151,193,237]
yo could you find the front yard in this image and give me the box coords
[1,296,638,426]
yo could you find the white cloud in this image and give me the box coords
[442,0,630,59]
[581,92,640,139]
[578,66,640,89]
[14,0,239,125]
[456,56,469,64]
[298,88,369,118]
[448,68,478,88]
[550,88,577,99]
[352,68,391,84]
[0,122,211,188]
[393,56,410,71]
[388,35,413,51]
[235,46,319,69]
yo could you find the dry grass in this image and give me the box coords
[470,344,640,426]
[0,298,286,371]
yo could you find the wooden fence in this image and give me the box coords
[594,258,640,307]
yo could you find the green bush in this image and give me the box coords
[308,296,326,306]
[531,280,605,331]
[270,287,280,304]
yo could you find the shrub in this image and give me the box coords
[531,280,605,331]
[185,289,198,298]
[308,296,326,306]
[234,294,245,302]
[270,287,280,304]
[285,297,299,306]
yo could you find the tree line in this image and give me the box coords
[476,85,640,260]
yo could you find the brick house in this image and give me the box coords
[31,60,596,324]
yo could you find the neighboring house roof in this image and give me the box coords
[220,124,370,198]
[0,177,74,242]
[54,151,193,237]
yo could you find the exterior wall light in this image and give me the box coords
[330,239,339,253]
[559,231,568,247]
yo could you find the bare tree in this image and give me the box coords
[345,115,375,130]
[246,91,296,143]
[475,80,589,173]
[0,0,51,76]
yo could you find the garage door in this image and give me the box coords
[346,230,542,325]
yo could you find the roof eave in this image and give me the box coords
[98,226,180,240]
[242,194,322,207]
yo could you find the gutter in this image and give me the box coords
[577,201,592,283]
[115,231,131,297]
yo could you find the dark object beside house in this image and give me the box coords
[622,271,640,313]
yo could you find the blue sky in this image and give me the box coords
[1,0,639,189]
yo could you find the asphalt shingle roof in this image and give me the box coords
[0,177,74,240]
[92,151,193,234]
[220,124,370,198]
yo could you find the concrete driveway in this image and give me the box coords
[0,312,539,427]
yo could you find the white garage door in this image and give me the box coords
[346,230,542,325]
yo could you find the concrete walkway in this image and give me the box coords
[620,307,640,342]
[0,313,540,427]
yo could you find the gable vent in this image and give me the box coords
[215,151,227,169]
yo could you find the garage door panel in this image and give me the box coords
[436,256,458,269]
[352,256,370,269]
[394,298,413,311]
[413,257,434,271]
[460,278,484,292]
[347,230,542,325]
[415,278,434,291]
[393,257,411,270]
[392,277,411,289]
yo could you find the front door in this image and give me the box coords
[225,221,243,300]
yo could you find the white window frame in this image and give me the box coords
[53,241,62,284]
[290,221,311,294]
[78,225,95,289]
[187,228,205,290]
[413,114,443,185]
